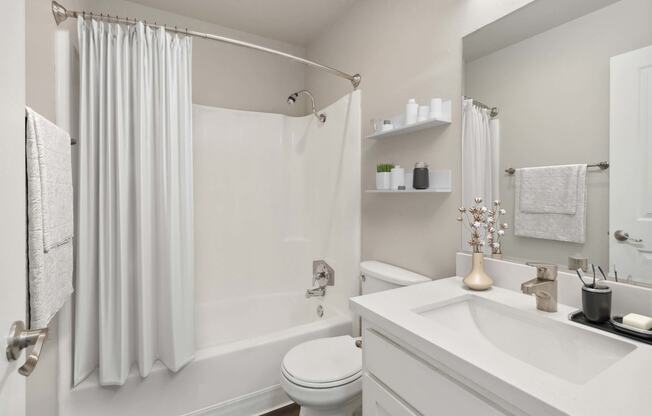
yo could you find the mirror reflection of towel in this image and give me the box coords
[514,164,587,243]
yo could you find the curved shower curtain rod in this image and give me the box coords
[51,1,362,89]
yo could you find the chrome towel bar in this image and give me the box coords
[505,161,609,175]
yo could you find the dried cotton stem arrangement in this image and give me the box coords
[457,198,508,256]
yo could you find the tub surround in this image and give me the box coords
[351,254,652,415]
[59,294,349,416]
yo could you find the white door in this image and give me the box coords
[610,44,652,284]
[0,1,27,415]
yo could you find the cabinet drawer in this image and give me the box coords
[364,329,507,416]
[363,375,418,416]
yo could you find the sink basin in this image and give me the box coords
[416,296,636,384]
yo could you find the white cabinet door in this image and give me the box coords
[0,1,27,415]
[364,330,508,416]
[610,44,652,283]
[363,375,419,416]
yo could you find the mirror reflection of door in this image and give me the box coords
[610,44,652,284]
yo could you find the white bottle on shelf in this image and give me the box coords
[417,105,430,122]
[429,98,443,119]
[390,165,405,190]
[405,98,418,125]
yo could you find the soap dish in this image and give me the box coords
[610,316,652,340]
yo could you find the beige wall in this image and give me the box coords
[465,0,652,268]
[305,0,531,278]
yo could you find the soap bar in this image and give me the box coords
[623,313,652,330]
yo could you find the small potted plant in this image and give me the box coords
[376,163,393,190]
[457,197,494,290]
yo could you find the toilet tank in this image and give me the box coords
[360,261,431,295]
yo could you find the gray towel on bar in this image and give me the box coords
[514,164,587,243]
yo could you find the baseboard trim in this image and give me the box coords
[183,384,292,416]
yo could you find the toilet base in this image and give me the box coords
[298,395,362,416]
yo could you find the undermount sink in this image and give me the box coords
[416,296,636,384]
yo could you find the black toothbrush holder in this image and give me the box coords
[581,284,612,322]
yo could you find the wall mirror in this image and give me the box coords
[462,0,652,284]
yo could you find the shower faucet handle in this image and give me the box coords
[313,260,335,287]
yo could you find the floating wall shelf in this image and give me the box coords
[367,100,451,140]
[366,170,452,193]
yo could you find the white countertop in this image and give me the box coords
[351,276,652,416]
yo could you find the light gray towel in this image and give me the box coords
[519,165,580,214]
[514,164,587,243]
[26,107,74,329]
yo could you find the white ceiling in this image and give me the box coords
[127,0,357,46]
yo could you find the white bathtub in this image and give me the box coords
[59,293,351,416]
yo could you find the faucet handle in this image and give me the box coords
[313,271,327,286]
[526,262,558,281]
[312,260,335,287]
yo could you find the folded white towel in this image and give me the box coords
[26,107,74,329]
[514,164,587,243]
[519,165,580,214]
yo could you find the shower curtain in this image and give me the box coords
[74,17,194,386]
[462,98,499,208]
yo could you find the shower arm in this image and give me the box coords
[289,90,327,123]
[51,1,361,89]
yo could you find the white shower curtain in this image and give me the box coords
[462,98,499,209]
[74,17,194,386]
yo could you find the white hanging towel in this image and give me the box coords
[514,164,587,243]
[25,107,74,329]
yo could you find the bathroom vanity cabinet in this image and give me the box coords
[352,255,652,416]
[360,327,509,416]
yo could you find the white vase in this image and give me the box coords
[376,172,390,190]
[463,252,493,291]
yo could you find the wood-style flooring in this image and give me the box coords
[263,403,300,416]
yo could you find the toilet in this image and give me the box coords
[280,261,431,416]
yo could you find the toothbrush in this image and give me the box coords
[576,270,589,288]
[614,265,619,282]
[591,264,596,287]
[597,266,607,281]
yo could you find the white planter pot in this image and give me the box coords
[376,172,390,190]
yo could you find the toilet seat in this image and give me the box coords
[281,336,362,389]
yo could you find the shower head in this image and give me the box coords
[286,90,326,123]
[287,93,298,105]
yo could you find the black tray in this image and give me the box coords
[568,310,652,346]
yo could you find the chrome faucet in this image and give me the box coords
[521,262,558,312]
[306,260,334,298]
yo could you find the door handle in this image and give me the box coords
[5,321,48,377]
[614,230,643,243]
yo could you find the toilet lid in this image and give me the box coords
[282,336,362,386]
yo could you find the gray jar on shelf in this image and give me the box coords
[413,162,429,190]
